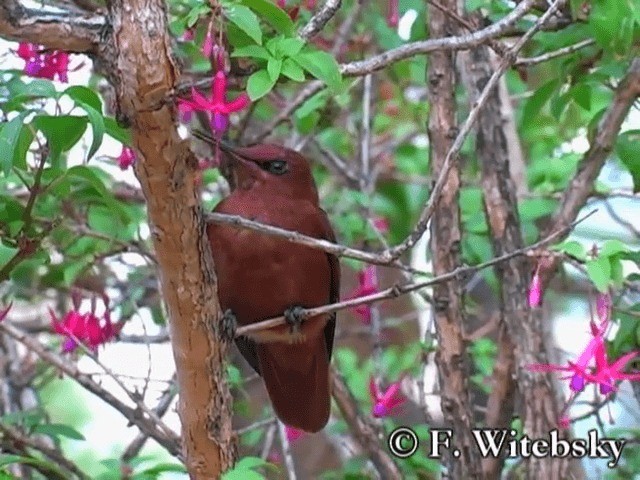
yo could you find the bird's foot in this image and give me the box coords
[220,309,237,342]
[284,305,306,335]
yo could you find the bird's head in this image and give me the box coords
[219,142,319,204]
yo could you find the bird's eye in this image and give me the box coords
[264,160,288,175]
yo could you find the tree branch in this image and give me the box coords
[0,321,182,459]
[299,0,341,41]
[330,366,401,478]
[0,0,105,52]
[234,211,593,337]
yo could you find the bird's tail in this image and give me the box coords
[257,335,331,433]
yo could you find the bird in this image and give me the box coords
[206,141,340,433]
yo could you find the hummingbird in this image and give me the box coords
[207,142,340,432]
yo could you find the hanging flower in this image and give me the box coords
[16,43,70,83]
[178,70,250,138]
[348,265,379,325]
[285,425,304,442]
[369,376,405,418]
[387,0,400,28]
[117,146,136,170]
[528,267,542,308]
[583,341,640,396]
[50,303,123,353]
[528,333,603,393]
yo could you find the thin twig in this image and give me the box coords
[121,375,178,462]
[277,420,297,480]
[0,322,182,459]
[0,423,90,480]
[235,210,594,336]
[205,212,427,275]
[383,0,564,262]
[299,0,342,41]
[515,39,596,66]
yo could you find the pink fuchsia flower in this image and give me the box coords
[178,70,250,138]
[583,341,640,396]
[285,425,304,442]
[0,303,12,322]
[202,30,214,59]
[276,0,286,8]
[528,334,603,393]
[348,265,379,325]
[369,376,405,418]
[387,0,400,28]
[117,146,136,170]
[16,43,70,83]
[49,306,122,353]
[372,217,389,235]
[558,415,571,430]
[181,28,195,42]
[596,292,611,326]
[528,267,542,308]
[305,0,317,8]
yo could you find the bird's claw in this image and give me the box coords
[220,309,237,342]
[284,305,306,335]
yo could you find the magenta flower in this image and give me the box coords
[528,334,603,393]
[0,303,12,322]
[202,30,214,58]
[557,415,571,430]
[348,265,379,325]
[596,292,611,325]
[117,146,136,170]
[583,341,640,395]
[285,425,304,442]
[276,0,286,8]
[16,43,69,83]
[50,306,122,353]
[178,70,250,138]
[181,28,195,42]
[369,376,405,418]
[387,0,400,28]
[528,268,542,308]
[372,217,389,235]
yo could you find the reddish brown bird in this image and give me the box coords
[207,142,340,432]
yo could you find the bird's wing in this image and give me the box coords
[318,207,340,360]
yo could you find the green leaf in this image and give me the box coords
[104,117,132,145]
[0,243,19,270]
[0,454,67,477]
[281,58,305,81]
[64,85,103,113]
[586,256,611,293]
[552,240,587,261]
[247,69,277,100]
[278,38,305,57]
[225,5,262,45]
[33,115,88,159]
[239,0,294,36]
[76,102,105,160]
[267,58,282,81]
[0,112,29,176]
[33,423,86,441]
[293,50,342,90]
[599,239,629,257]
[231,45,271,60]
[616,130,640,192]
[66,165,109,198]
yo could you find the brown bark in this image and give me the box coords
[461,30,581,479]
[427,1,482,477]
[103,1,235,477]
